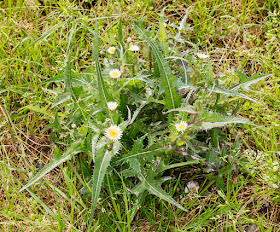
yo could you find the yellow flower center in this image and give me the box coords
[109,48,115,53]
[111,72,119,78]
[178,124,186,130]
[109,129,118,138]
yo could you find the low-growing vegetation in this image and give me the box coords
[0,0,279,231]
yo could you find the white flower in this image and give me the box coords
[184,180,199,193]
[175,121,188,132]
[107,47,116,54]
[71,123,77,129]
[107,102,118,111]
[128,44,140,51]
[105,125,122,141]
[196,53,209,59]
[109,69,121,79]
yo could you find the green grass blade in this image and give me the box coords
[19,139,83,192]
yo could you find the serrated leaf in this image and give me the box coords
[166,106,197,114]
[234,69,248,83]
[211,86,260,104]
[141,174,187,212]
[93,20,114,111]
[191,111,260,131]
[231,74,271,92]
[128,158,141,173]
[159,8,168,55]
[51,92,71,108]
[21,104,52,117]
[157,160,200,173]
[126,136,146,173]
[19,139,83,192]
[89,138,121,224]
[130,190,147,222]
[111,144,173,166]
[134,23,181,121]
[42,74,65,84]
[91,130,100,163]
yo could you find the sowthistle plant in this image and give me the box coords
[19,12,268,228]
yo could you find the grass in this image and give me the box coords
[0,0,280,231]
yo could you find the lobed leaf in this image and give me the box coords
[231,73,271,92]
[190,111,261,131]
[141,173,187,212]
[134,22,181,121]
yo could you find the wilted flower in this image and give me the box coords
[109,69,121,79]
[105,125,122,141]
[128,44,140,52]
[107,102,118,111]
[196,53,209,59]
[107,47,116,54]
[175,121,188,132]
[184,180,199,193]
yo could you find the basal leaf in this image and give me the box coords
[19,139,83,192]
[134,23,181,121]
[211,86,260,104]
[231,74,271,92]
[51,92,72,108]
[89,138,121,225]
[166,106,197,114]
[21,104,53,117]
[130,190,147,222]
[141,174,187,212]
[111,144,173,166]
[91,130,100,163]
[234,69,248,83]
[190,111,260,131]
[93,20,114,110]
[157,160,200,173]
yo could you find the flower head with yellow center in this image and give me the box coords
[109,69,121,79]
[107,101,118,111]
[105,125,122,141]
[175,121,188,132]
[128,44,140,52]
[196,53,209,59]
[107,47,116,54]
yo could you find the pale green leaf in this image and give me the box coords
[19,139,83,192]
[191,111,260,131]
[51,92,71,108]
[211,86,260,104]
[89,138,121,224]
[142,174,187,212]
[93,20,114,110]
[134,23,180,120]
[231,74,271,92]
